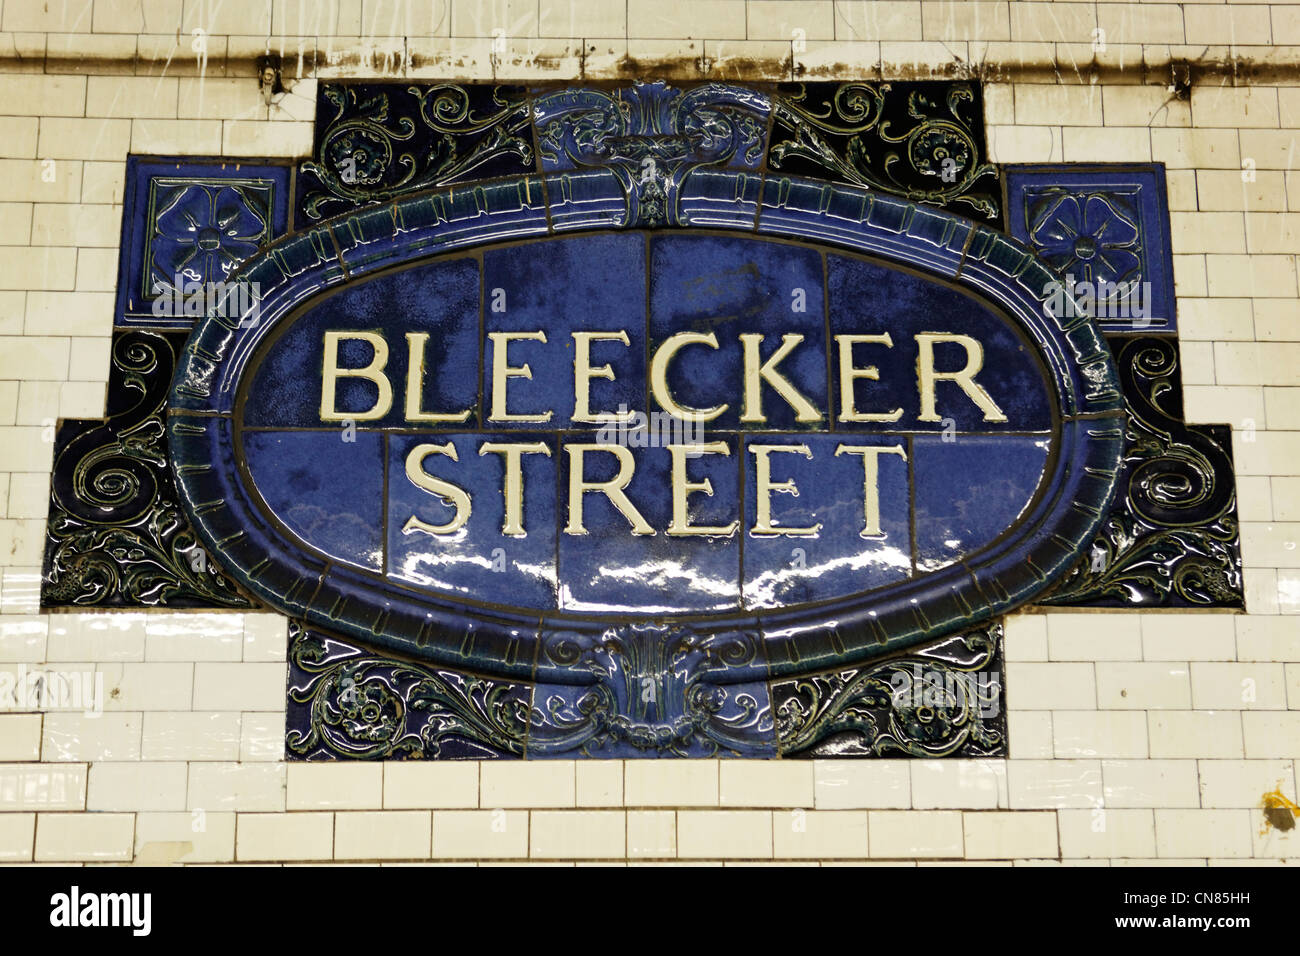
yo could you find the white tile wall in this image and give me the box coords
[0,0,1296,864]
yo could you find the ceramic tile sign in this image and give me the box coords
[167,154,1126,755]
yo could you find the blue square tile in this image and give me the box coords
[912,435,1050,572]
[741,434,912,608]
[1004,164,1176,331]
[242,430,385,572]
[115,157,291,327]
[482,233,646,430]
[649,234,827,431]
[557,438,742,613]
[387,433,558,610]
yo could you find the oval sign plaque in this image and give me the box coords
[168,170,1125,706]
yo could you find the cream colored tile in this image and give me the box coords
[192,661,284,709]
[626,809,675,858]
[678,810,772,859]
[481,760,574,808]
[142,711,241,761]
[236,811,332,862]
[287,762,382,810]
[1198,759,1296,807]
[1046,613,1142,661]
[0,764,85,810]
[1141,614,1237,660]
[87,760,186,811]
[0,616,46,661]
[868,810,962,858]
[34,812,133,862]
[962,810,1056,859]
[1003,612,1047,661]
[187,761,285,811]
[47,613,145,661]
[1052,711,1148,759]
[1096,662,1191,709]
[335,810,431,860]
[239,712,284,762]
[432,809,527,858]
[910,759,1006,809]
[773,809,868,858]
[242,613,288,662]
[0,812,34,861]
[1243,711,1300,757]
[383,762,477,809]
[1191,661,1287,709]
[135,810,235,864]
[41,713,140,762]
[1149,711,1244,759]
[1192,86,1279,129]
[719,761,813,807]
[1007,711,1054,758]
[575,761,622,807]
[1102,759,1200,808]
[1004,662,1095,709]
[813,759,910,808]
[1058,807,1156,858]
[1007,759,1103,810]
[625,759,717,806]
[1155,808,1252,858]
[530,810,624,859]
[145,613,244,662]
[0,713,40,760]
[1235,615,1300,661]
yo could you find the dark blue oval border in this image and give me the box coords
[167,168,1126,684]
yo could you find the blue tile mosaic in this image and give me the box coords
[46,81,1245,763]
[1004,164,1176,332]
[115,157,291,328]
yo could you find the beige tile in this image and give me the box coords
[910,759,1006,809]
[141,711,241,761]
[626,809,676,858]
[678,810,772,858]
[481,760,574,808]
[624,759,717,806]
[1236,615,1300,660]
[192,662,284,709]
[1149,711,1244,759]
[41,713,140,761]
[383,762,478,809]
[1004,662,1095,709]
[813,759,910,808]
[1052,711,1148,759]
[868,810,963,858]
[236,811,332,862]
[335,810,432,861]
[1155,808,1253,858]
[1198,759,1296,808]
[575,760,622,807]
[1140,614,1237,660]
[1007,711,1054,758]
[719,761,813,807]
[0,765,86,810]
[287,762,383,810]
[35,812,133,862]
[432,809,528,858]
[0,812,34,861]
[1243,711,1300,757]
[1046,613,1142,661]
[1058,807,1156,858]
[773,809,869,858]
[0,713,40,761]
[187,761,285,811]
[530,810,625,859]
[1007,759,1102,809]
[87,760,186,811]
[1192,86,1279,129]
[1096,662,1191,709]
[239,712,284,762]
[1190,662,1288,709]
[962,810,1057,859]
[1101,759,1200,808]
[145,613,244,662]
[135,810,235,864]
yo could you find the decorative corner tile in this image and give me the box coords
[114,156,291,328]
[1004,163,1177,332]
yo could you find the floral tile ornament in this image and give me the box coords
[1004,164,1177,332]
[115,157,291,328]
